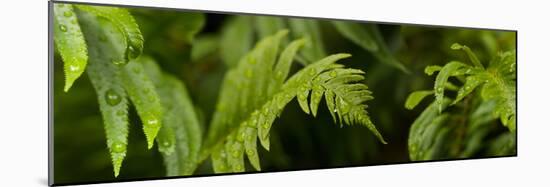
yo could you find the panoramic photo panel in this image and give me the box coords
[50,1,516,185]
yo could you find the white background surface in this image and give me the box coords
[0,0,548,186]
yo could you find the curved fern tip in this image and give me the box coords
[450,43,463,50]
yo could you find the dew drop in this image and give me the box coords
[127,45,140,59]
[105,89,122,106]
[70,19,77,24]
[247,150,254,155]
[63,11,72,17]
[116,110,125,116]
[232,150,239,157]
[308,68,316,76]
[162,141,171,147]
[436,87,443,92]
[69,65,79,72]
[276,71,283,79]
[262,123,269,129]
[237,132,245,142]
[111,59,127,66]
[59,24,67,32]
[236,164,243,171]
[147,118,159,126]
[112,142,126,153]
[329,71,337,78]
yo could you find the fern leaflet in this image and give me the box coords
[53,4,88,92]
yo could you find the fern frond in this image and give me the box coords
[142,57,202,176]
[75,5,144,62]
[76,10,130,177]
[408,99,451,161]
[429,43,516,131]
[405,90,433,110]
[53,4,88,92]
[77,8,163,176]
[120,61,163,149]
[202,30,385,174]
[407,43,516,160]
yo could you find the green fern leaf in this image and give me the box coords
[220,17,254,68]
[332,21,378,51]
[434,61,467,112]
[203,30,385,174]
[408,99,451,161]
[120,60,163,149]
[75,5,144,62]
[483,51,516,131]
[53,4,88,92]
[405,90,433,110]
[76,10,130,177]
[141,57,203,175]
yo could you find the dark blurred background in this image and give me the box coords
[53,5,516,184]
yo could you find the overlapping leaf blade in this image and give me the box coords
[76,9,130,177]
[142,57,203,176]
[53,4,88,92]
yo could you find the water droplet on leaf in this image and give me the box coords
[69,65,79,72]
[63,11,72,17]
[127,45,140,59]
[59,24,67,32]
[147,118,159,126]
[105,89,122,106]
[329,71,337,78]
[112,142,125,153]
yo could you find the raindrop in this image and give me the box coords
[247,150,254,155]
[70,19,77,24]
[308,68,316,76]
[105,89,122,106]
[262,123,269,129]
[69,65,79,72]
[59,24,67,32]
[127,45,140,59]
[63,11,72,17]
[116,110,125,116]
[147,118,159,126]
[276,71,283,79]
[436,87,443,92]
[162,141,170,147]
[236,164,243,171]
[329,71,337,78]
[111,59,127,66]
[232,150,239,157]
[111,142,126,153]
